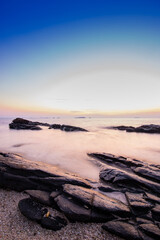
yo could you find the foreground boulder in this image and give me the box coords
[18,198,67,231]
[107,124,160,134]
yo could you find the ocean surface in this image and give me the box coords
[0,117,160,180]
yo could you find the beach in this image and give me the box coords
[0,189,122,240]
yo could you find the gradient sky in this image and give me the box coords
[0,0,160,116]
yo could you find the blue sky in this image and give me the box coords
[0,0,160,116]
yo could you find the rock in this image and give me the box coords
[125,192,153,215]
[41,215,67,231]
[18,198,47,222]
[93,191,130,218]
[0,152,91,192]
[100,166,160,194]
[138,223,160,239]
[133,166,160,183]
[63,184,93,206]
[25,190,51,206]
[54,194,91,222]
[63,184,130,218]
[88,152,144,168]
[49,124,88,132]
[9,118,50,130]
[19,197,67,231]
[151,204,160,222]
[102,220,141,240]
[144,193,160,204]
[1,172,38,191]
[107,124,160,134]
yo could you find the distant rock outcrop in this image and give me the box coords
[9,118,88,132]
[107,124,160,134]
[9,118,50,130]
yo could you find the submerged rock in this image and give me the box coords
[107,124,160,134]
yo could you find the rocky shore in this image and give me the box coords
[0,152,160,239]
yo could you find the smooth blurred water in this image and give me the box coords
[0,117,160,180]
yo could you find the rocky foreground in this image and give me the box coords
[0,152,160,239]
[107,124,160,134]
[9,118,88,132]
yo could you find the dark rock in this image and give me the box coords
[9,118,50,130]
[41,215,67,231]
[107,124,160,134]
[151,204,160,222]
[49,124,88,132]
[93,191,130,218]
[138,223,160,239]
[102,220,141,240]
[63,184,93,206]
[1,172,38,191]
[125,192,153,215]
[18,198,47,222]
[9,122,42,130]
[0,152,91,192]
[88,152,144,168]
[54,194,91,222]
[133,166,160,183]
[25,190,51,206]
[100,166,160,194]
[91,210,115,223]
[144,192,160,204]
[63,184,130,218]
[136,217,153,225]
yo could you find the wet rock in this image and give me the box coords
[107,124,160,134]
[63,184,93,206]
[144,193,160,204]
[100,166,160,194]
[54,194,91,222]
[25,190,51,206]
[63,184,130,217]
[0,152,91,192]
[125,192,153,215]
[41,215,67,231]
[151,204,160,222]
[18,198,47,222]
[133,166,160,183]
[138,223,160,240]
[93,191,130,217]
[49,124,88,132]
[102,220,141,240]
[88,152,144,168]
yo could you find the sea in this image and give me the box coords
[0,117,160,181]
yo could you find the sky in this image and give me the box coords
[0,0,160,117]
